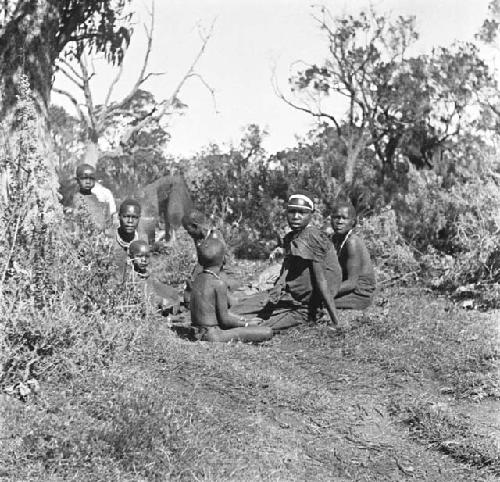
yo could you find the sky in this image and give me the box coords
[52,0,493,157]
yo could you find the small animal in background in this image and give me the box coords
[137,174,193,243]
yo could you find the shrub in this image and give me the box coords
[0,78,150,399]
[357,207,420,285]
[396,168,500,305]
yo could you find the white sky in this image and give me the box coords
[52,0,493,157]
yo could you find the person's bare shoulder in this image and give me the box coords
[212,277,228,292]
[345,233,365,250]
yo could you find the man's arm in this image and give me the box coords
[337,238,362,296]
[214,280,248,328]
[312,261,342,327]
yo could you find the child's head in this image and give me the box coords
[286,190,315,232]
[330,200,356,235]
[119,199,141,234]
[129,240,151,273]
[76,164,96,193]
[182,209,209,241]
[197,237,225,269]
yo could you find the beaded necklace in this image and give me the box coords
[202,268,221,280]
[116,229,138,250]
[334,229,353,255]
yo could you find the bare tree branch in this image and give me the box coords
[105,1,158,116]
[120,18,216,146]
[271,64,342,135]
[78,52,98,139]
[52,87,86,124]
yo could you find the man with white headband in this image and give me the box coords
[234,189,344,332]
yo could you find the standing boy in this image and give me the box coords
[72,163,110,229]
[190,236,272,343]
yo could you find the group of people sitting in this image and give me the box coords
[69,163,376,344]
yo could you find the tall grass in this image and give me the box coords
[0,78,150,399]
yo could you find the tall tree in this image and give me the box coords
[0,1,132,210]
[52,7,215,169]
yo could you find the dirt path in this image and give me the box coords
[132,293,498,481]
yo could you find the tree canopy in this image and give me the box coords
[0,0,132,118]
[280,8,494,185]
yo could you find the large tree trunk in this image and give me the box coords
[0,1,62,215]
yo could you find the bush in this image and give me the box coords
[396,168,500,305]
[357,207,420,285]
[0,79,150,399]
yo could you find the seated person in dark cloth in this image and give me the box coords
[72,163,110,229]
[330,201,376,309]
[182,209,239,307]
[125,240,180,314]
[190,236,272,343]
[233,190,345,332]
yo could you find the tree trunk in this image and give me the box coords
[83,140,100,167]
[344,133,368,185]
[0,1,62,215]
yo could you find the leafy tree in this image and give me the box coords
[0,1,132,210]
[0,1,131,119]
[280,8,493,188]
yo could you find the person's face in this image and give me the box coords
[287,206,313,231]
[331,207,355,235]
[119,205,140,233]
[132,249,150,273]
[77,174,95,192]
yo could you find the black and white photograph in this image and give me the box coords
[0,0,499,480]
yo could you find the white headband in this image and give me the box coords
[288,194,314,211]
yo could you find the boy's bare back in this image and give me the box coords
[190,272,227,327]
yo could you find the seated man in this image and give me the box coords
[182,209,239,308]
[330,201,376,309]
[124,240,180,315]
[233,190,345,332]
[190,236,272,343]
[72,164,111,229]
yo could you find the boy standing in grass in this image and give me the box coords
[330,201,376,309]
[124,240,179,315]
[72,163,110,229]
[190,236,272,342]
[234,191,344,332]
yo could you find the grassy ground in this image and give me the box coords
[1,262,499,481]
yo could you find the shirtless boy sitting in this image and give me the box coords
[126,240,179,314]
[182,209,238,308]
[190,236,272,343]
[330,201,376,309]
